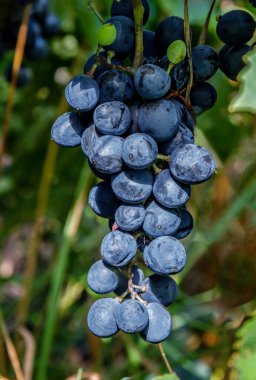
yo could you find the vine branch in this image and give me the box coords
[184,0,193,103]
[198,0,216,45]
[133,0,144,68]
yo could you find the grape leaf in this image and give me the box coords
[231,314,256,380]
[152,374,180,380]
[229,49,256,114]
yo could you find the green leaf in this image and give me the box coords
[152,374,181,380]
[231,314,256,380]
[229,49,256,114]
[97,23,117,46]
[167,40,187,64]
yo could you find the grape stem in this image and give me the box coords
[184,0,193,103]
[198,0,216,45]
[152,163,162,175]
[158,343,174,375]
[106,63,136,74]
[133,0,144,68]
[157,154,170,162]
[107,50,116,64]
[166,62,175,75]
[87,45,102,77]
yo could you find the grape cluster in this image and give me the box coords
[51,1,254,343]
[217,9,256,81]
[0,0,60,87]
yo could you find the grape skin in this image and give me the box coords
[141,302,172,343]
[115,300,149,334]
[87,298,119,338]
[143,200,181,239]
[143,236,187,275]
[101,230,137,267]
[111,168,153,204]
[122,133,158,170]
[138,99,181,142]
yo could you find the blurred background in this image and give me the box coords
[0,0,256,379]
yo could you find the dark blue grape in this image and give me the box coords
[81,124,101,158]
[87,298,119,338]
[83,52,122,78]
[141,275,178,306]
[25,36,48,60]
[87,260,120,294]
[143,236,187,275]
[143,201,181,239]
[102,16,135,57]
[25,19,41,48]
[42,12,60,37]
[111,0,150,25]
[97,70,134,104]
[190,82,217,115]
[5,64,32,87]
[155,16,186,57]
[173,208,194,240]
[182,108,196,132]
[65,75,99,112]
[94,101,131,136]
[169,144,216,185]
[31,0,48,20]
[217,10,256,46]
[153,169,191,209]
[134,64,171,100]
[89,135,123,174]
[116,300,149,334]
[159,123,194,156]
[143,31,158,62]
[111,168,153,204]
[127,102,141,134]
[160,56,189,90]
[138,99,181,142]
[101,230,137,267]
[192,45,219,82]
[88,161,112,181]
[122,133,158,170]
[141,302,171,343]
[51,112,87,147]
[115,204,145,231]
[88,181,121,219]
[219,44,250,81]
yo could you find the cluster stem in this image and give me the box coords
[133,0,144,68]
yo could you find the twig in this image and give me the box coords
[198,0,216,45]
[133,0,144,68]
[158,343,174,375]
[0,312,25,380]
[184,0,193,103]
[0,3,31,175]
[106,63,135,74]
[152,163,162,175]
[157,154,170,162]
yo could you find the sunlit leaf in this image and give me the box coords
[231,314,256,380]
[229,49,256,114]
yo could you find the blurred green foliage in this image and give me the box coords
[0,1,256,380]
